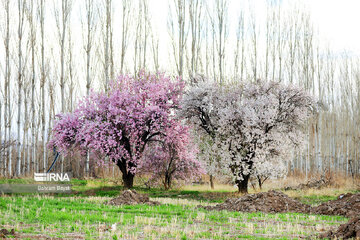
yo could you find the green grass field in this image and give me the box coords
[0,178,357,239]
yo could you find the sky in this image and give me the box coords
[306,0,360,56]
[149,0,360,57]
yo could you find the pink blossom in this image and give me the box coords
[49,71,194,188]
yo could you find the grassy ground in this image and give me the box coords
[0,177,358,239]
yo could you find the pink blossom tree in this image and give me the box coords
[49,71,189,188]
[139,124,204,190]
[181,78,316,193]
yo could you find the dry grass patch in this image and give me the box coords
[151,197,216,207]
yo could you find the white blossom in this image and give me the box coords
[181,79,315,192]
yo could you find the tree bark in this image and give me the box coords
[17,0,25,176]
[116,159,135,189]
[164,172,173,190]
[122,171,134,189]
[257,176,262,190]
[40,0,46,174]
[209,174,214,189]
[236,174,250,194]
[29,0,36,175]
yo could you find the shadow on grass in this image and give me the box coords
[72,185,239,202]
[0,178,239,202]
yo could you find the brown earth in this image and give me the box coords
[202,190,311,214]
[106,190,160,206]
[319,217,360,239]
[0,228,15,238]
[202,190,360,217]
[201,191,360,239]
[311,192,360,218]
[284,175,332,190]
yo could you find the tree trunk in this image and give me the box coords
[236,174,250,193]
[257,176,262,190]
[122,171,134,189]
[40,0,46,174]
[17,0,25,176]
[209,174,214,189]
[164,173,172,190]
[116,159,135,189]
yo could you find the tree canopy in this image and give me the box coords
[49,71,203,188]
[180,78,316,193]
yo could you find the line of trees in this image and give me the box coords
[0,0,359,178]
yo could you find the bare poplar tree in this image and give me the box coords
[27,0,36,174]
[83,0,95,96]
[96,0,113,91]
[134,0,150,73]
[22,78,29,175]
[39,0,46,173]
[67,25,75,112]
[207,4,217,79]
[264,4,271,81]
[120,0,131,74]
[206,0,228,82]
[204,16,210,77]
[109,2,114,80]
[47,71,56,171]
[299,12,313,91]
[151,32,159,72]
[55,0,72,172]
[82,0,96,175]
[188,0,203,77]
[214,0,227,82]
[134,0,143,74]
[276,3,286,82]
[234,10,245,81]
[16,0,26,176]
[1,0,11,176]
[249,9,258,81]
[286,6,300,84]
[94,0,113,174]
[141,0,149,70]
[5,0,12,176]
[103,0,111,91]
[168,0,186,77]
[270,5,277,82]
[315,45,324,171]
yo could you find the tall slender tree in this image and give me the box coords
[1,0,11,176]
[27,0,36,174]
[120,0,131,74]
[55,0,72,172]
[103,0,111,91]
[4,0,12,176]
[16,0,26,176]
[168,0,186,77]
[188,0,203,76]
[39,0,46,173]
[82,0,96,175]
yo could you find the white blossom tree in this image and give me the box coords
[181,78,316,193]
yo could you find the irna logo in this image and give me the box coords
[34,173,71,182]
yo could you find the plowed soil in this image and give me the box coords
[0,228,15,238]
[311,192,360,218]
[319,217,360,240]
[201,191,360,239]
[284,176,331,190]
[202,190,311,214]
[107,190,160,206]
